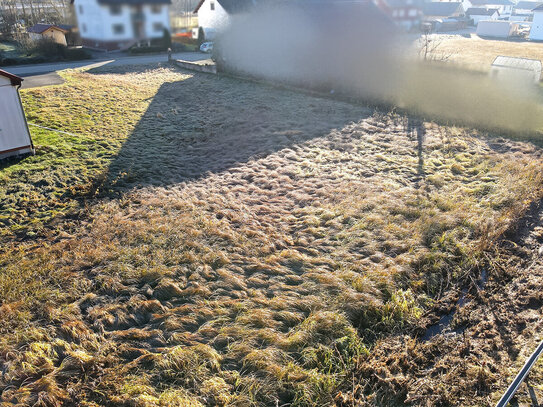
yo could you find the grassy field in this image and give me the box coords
[426,34,543,73]
[1,63,543,406]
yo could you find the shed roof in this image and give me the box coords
[470,0,514,6]
[466,7,499,14]
[514,1,542,9]
[385,0,424,7]
[492,56,542,72]
[422,1,462,16]
[0,69,23,86]
[27,23,69,34]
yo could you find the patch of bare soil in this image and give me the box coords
[339,200,543,406]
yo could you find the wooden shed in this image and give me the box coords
[0,70,34,160]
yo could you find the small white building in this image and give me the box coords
[530,4,543,40]
[466,7,499,24]
[194,0,256,41]
[72,0,171,51]
[0,70,34,160]
[27,23,69,45]
[470,0,514,16]
[491,56,542,83]
[476,19,519,36]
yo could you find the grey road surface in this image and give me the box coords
[3,52,208,77]
[21,72,65,89]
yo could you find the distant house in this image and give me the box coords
[490,56,542,83]
[513,1,543,14]
[72,0,171,51]
[469,0,514,16]
[422,2,465,19]
[194,0,260,41]
[381,0,423,31]
[27,23,69,45]
[466,7,499,24]
[530,3,543,39]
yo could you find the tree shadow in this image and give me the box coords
[92,70,372,193]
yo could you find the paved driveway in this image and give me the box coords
[4,52,208,77]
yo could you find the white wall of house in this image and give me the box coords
[530,10,543,39]
[493,4,513,14]
[143,4,170,38]
[197,0,230,32]
[472,12,498,24]
[75,0,106,40]
[74,0,170,42]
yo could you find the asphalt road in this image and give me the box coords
[4,52,208,77]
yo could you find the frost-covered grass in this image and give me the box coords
[1,64,543,406]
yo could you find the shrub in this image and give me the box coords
[129,45,165,55]
[64,47,91,61]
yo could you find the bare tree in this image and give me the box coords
[417,28,453,62]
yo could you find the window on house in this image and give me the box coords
[153,22,163,32]
[110,5,122,15]
[79,5,83,14]
[151,5,162,13]
[112,24,125,34]
[398,9,405,16]
[210,1,215,10]
[82,23,87,32]
[408,8,417,16]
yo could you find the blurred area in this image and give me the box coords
[207,0,543,133]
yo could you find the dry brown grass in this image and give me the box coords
[425,34,543,73]
[2,65,543,406]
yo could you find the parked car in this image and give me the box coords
[200,42,213,53]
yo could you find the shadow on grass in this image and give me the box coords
[90,67,372,192]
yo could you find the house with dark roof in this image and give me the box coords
[380,0,424,31]
[422,2,465,19]
[27,23,69,45]
[514,1,543,13]
[72,0,171,50]
[511,1,542,21]
[530,3,543,39]
[466,7,499,24]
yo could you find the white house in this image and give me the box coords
[530,4,543,40]
[72,0,171,50]
[466,7,499,24]
[193,0,255,41]
[27,23,69,45]
[470,0,514,16]
[0,70,34,160]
